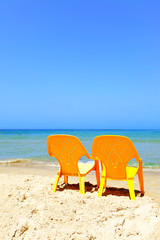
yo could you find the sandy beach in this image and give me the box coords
[1,0,160,238]
[0,165,160,240]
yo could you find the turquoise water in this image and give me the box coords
[0,129,160,168]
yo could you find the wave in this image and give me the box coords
[0,158,160,170]
[0,158,31,164]
[0,158,59,168]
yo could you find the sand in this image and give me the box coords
[0,166,160,240]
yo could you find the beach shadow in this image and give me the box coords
[102,186,144,198]
[57,181,98,193]
[55,183,144,198]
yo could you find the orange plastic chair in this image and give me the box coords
[92,135,144,200]
[47,135,100,194]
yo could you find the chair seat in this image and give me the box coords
[126,167,138,179]
[78,163,95,175]
[105,167,138,180]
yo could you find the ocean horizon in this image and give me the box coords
[0,129,160,169]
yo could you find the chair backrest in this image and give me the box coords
[92,135,140,180]
[47,135,90,176]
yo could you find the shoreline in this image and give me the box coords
[1,159,160,171]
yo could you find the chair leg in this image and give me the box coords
[53,171,61,192]
[64,176,68,185]
[98,176,106,196]
[138,166,144,194]
[95,161,100,187]
[78,173,82,194]
[104,178,107,189]
[98,164,106,196]
[127,179,136,200]
[80,176,85,194]
[102,163,106,189]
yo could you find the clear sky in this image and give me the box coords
[0,0,160,129]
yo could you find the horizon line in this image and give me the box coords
[0,128,160,131]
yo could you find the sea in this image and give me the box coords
[0,129,160,169]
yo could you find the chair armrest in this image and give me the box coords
[86,154,93,160]
[137,158,143,172]
[87,155,100,161]
[137,158,142,163]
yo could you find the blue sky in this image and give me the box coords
[0,0,160,129]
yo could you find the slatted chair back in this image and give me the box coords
[92,135,140,180]
[47,135,90,176]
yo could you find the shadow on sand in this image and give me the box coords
[54,182,144,198]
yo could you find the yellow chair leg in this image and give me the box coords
[80,176,85,194]
[128,179,136,200]
[64,176,68,185]
[98,164,106,196]
[53,171,61,192]
[98,176,106,196]
[78,174,82,194]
